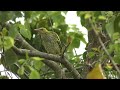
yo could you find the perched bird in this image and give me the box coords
[34,27,61,55]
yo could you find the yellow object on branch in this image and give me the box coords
[86,63,106,79]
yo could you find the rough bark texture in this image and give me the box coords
[82,29,110,78]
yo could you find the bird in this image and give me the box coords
[34,27,61,55]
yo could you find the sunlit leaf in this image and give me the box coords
[2,28,8,36]
[4,36,14,51]
[84,13,91,19]
[87,52,95,58]
[92,48,100,52]
[112,32,120,41]
[105,64,113,71]
[30,57,45,61]
[18,59,26,65]
[34,61,44,70]
[29,70,40,79]
[17,66,25,75]
[98,15,106,20]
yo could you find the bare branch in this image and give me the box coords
[61,58,81,79]
[12,46,62,63]
[43,60,67,79]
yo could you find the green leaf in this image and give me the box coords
[80,15,86,26]
[75,33,87,44]
[4,36,14,51]
[108,44,114,54]
[57,24,68,33]
[114,54,120,64]
[29,70,40,79]
[17,66,25,75]
[105,64,113,71]
[114,44,120,53]
[112,43,120,63]
[0,12,10,23]
[79,14,92,30]
[19,24,31,40]
[87,52,95,58]
[83,51,87,60]
[4,48,18,66]
[105,16,115,38]
[94,11,101,16]
[84,13,91,19]
[98,15,106,20]
[68,32,87,51]
[8,24,18,38]
[112,32,120,41]
[114,15,120,33]
[25,21,31,39]
[92,48,100,52]
[24,11,32,19]
[2,28,8,36]
[71,38,80,48]
[33,61,44,70]
[18,59,26,65]
[49,12,65,26]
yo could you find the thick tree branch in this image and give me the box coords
[12,46,81,79]
[15,33,37,51]
[13,33,81,79]
[43,60,66,79]
[61,58,81,79]
[12,46,62,63]
[15,33,64,79]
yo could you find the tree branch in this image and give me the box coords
[13,33,81,79]
[14,33,65,79]
[61,58,81,79]
[12,46,81,79]
[43,60,66,79]
[12,46,62,63]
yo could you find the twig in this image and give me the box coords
[62,42,71,56]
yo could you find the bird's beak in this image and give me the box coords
[34,29,39,32]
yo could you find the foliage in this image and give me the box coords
[0,11,120,79]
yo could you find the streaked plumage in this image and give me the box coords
[34,27,61,55]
